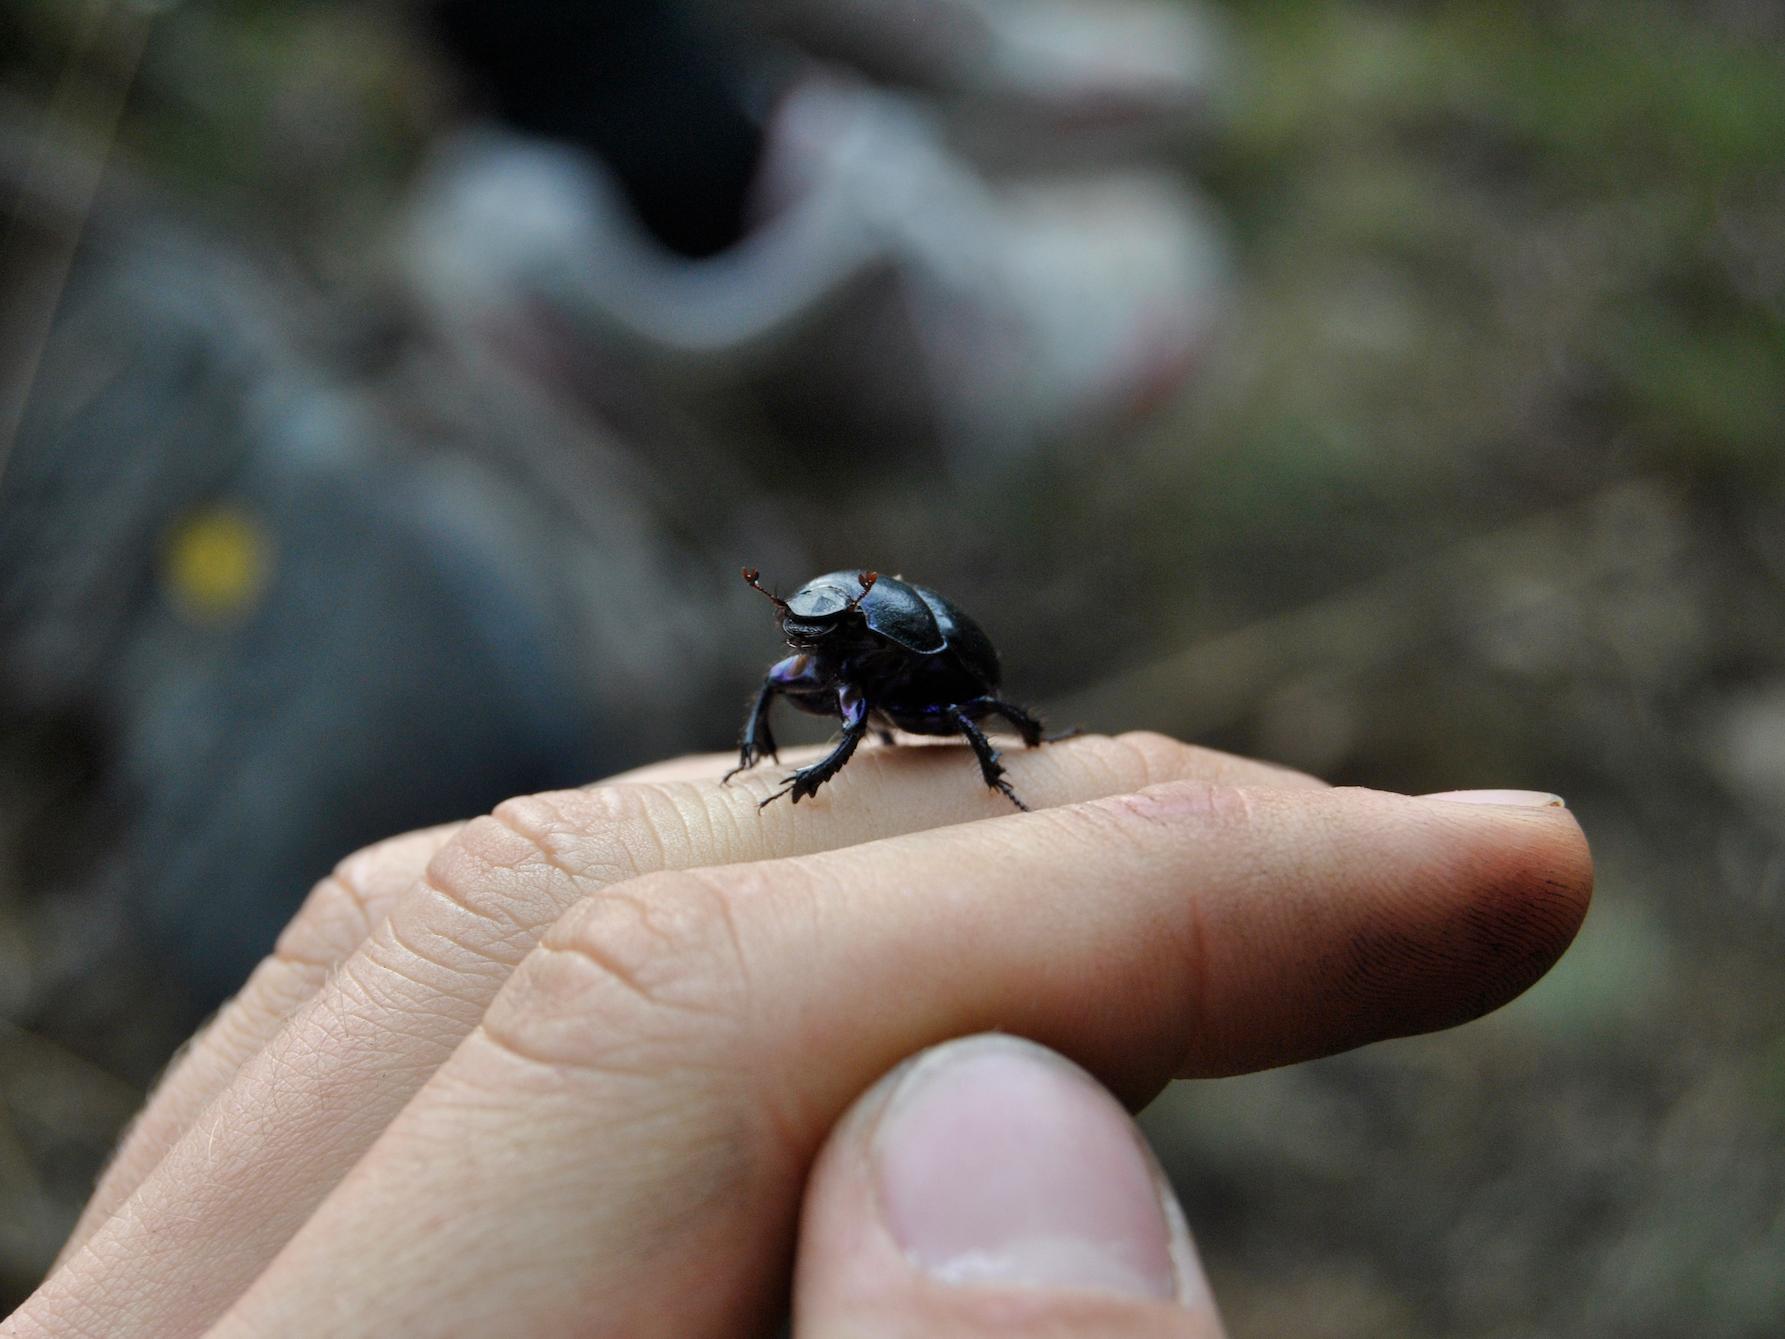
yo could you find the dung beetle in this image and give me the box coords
[726,567,1063,810]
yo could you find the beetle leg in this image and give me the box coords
[725,676,782,782]
[961,696,1047,749]
[762,688,870,807]
[728,654,834,782]
[955,712,1028,812]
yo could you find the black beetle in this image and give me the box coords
[726,567,1062,809]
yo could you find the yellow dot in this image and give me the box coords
[162,506,272,624]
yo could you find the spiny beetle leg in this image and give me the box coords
[726,676,783,782]
[956,712,1028,811]
[760,688,870,807]
[959,695,1047,748]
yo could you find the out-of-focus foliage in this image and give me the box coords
[3,2,1783,1335]
[1126,7,1785,1336]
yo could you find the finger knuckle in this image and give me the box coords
[277,823,466,963]
[481,869,758,1076]
[256,835,422,1012]
[485,780,740,896]
[413,787,667,950]
[269,873,373,974]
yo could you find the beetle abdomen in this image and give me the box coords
[913,585,1000,690]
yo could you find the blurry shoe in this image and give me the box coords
[402,73,1226,466]
[756,0,1227,157]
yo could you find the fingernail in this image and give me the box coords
[1421,789,1566,808]
[872,1037,1199,1303]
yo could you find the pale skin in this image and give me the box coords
[3,732,1593,1338]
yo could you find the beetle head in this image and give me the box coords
[743,568,878,647]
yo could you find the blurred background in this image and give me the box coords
[2,1,1782,1333]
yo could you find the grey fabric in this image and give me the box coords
[1,224,635,1003]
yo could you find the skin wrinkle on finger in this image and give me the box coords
[267,880,374,974]
[528,782,704,880]
[482,859,815,1177]
[201,782,1586,1339]
[354,917,502,1020]
[419,814,600,936]
[471,896,742,1092]
[482,868,765,1073]
[492,793,668,905]
[24,737,1330,1338]
[385,886,526,984]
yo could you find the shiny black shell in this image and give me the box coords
[792,570,1000,689]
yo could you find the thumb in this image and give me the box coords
[792,1035,1225,1338]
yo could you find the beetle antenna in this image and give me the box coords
[741,566,789,611]
[844,571,879,613]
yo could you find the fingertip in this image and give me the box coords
[1147,783,1596,1077]
[1413,785,1594,930]
[1331,786,1595,1046]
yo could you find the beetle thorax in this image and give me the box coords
[778,574,873,647]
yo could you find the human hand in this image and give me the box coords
[7,734,1590,1337]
